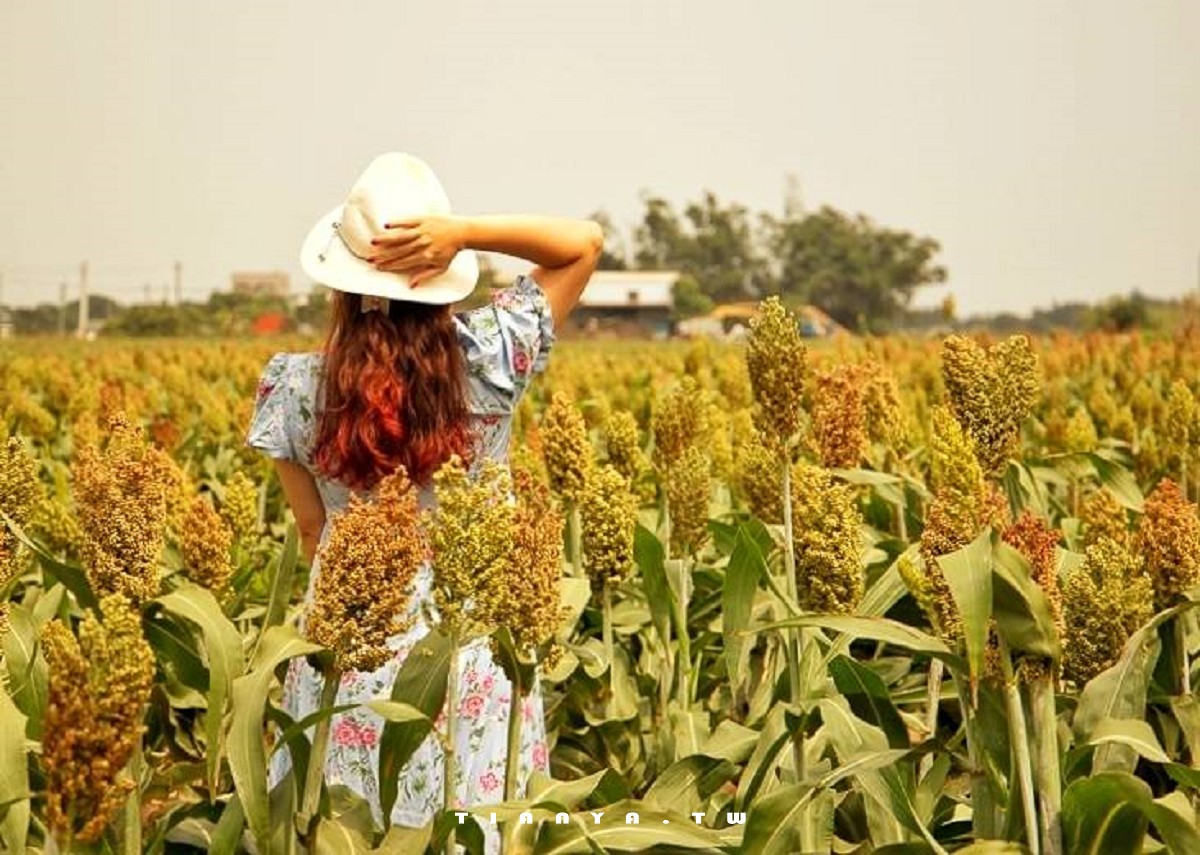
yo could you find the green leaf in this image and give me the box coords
[742,783,834,855]
[1,511,97,610]
[374,821,435,853]
[1084,453,1143,512]
[379,629,451,824]
[644,755,737,816]
[0,687,29,855]
[734,706,792,811]
[207,794,246,855]
[529,768,631,811]
[227,624,322,854]
[992,540,1061,660]
[1074,604,1197,771]
[1063,772,1200,855]
[157,582,246,795]
[634,523,674,648]
[935,530,993,688]
[0,602,48,735]
[312,818,372,854]
[761,614,959,669]
[1085,719,1170,764]
[258,524,298,640]
[724,526,767,695]
[828,654,909,750]
[700,720,760,765]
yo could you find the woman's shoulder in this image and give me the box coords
[254,351,323,403]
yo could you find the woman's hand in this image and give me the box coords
[370,214,466,286]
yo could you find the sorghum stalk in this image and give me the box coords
[919,659,944,779]
[780,459,806,782]
[121,742,144,855]
[950,669,999,839]
[998,638,1039,855]
[603,584,616,713]
[569,504,582,577]
[504,669,524,802]
[443,637,461,855]
[299,668,341,838]
[1029,671,1063,855]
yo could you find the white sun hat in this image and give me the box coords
[299,152,479,305]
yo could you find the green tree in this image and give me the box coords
[767,206,947,333]
[670,274,714,320]
[633,192,769,305]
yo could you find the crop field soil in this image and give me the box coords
[1,306,1199,854]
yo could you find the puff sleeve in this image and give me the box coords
[245,353,297,460]
[457,274,557,410]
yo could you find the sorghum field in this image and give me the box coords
[3,299,1200,854]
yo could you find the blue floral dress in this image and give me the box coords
[245,274,556,846]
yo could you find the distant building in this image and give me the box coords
[569,271,678,339]
[232,270,290,298]
[677,301,846,340]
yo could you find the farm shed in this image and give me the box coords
[567,271,678,339]
[677,301,847,340]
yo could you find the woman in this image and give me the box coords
[245,152,601,839]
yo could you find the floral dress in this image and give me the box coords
[245,274,556,848]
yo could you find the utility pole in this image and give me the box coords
[58,282,67,335]
[77,261,89,339]
[144,282,152,304]
[174,260,183,305]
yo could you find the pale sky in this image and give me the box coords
[2,0,1197,316]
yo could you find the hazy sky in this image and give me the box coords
[2,0,1198,316]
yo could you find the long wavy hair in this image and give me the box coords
[312,291,475,491]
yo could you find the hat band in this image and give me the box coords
[316,221,372,264]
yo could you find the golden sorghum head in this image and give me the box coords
[1062,537,1155,685]
[492,469,565,664]
[1135,478,1200,609]
[308,468,426,671]
[42,593,155,844]
[180,496,234,596]
[811,363,869,469]
[898,553,942,633]
[540,392,594,507]
[733,432,784,525]
[706,400,734,483]
[746,297,807,445]
[665,445,713,557]
[425,456,516,641]
[652,376,712,468]
[863,362,904,447]
[602,410,646,487]
[71,412,172,605]
[1002,511,1063,638]
[790,463,864,613]
[220,471,259,548]
[1063,408,1099,455]
[1081,488,1128,550]
[0,434,40,591]
[581,464,639,590]
[1164,380,1196,468]
[941,334,1041,475]
[920,408,1010,642]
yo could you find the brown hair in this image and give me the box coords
[312,292,474,491]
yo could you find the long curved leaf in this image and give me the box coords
[0,687,29,855]
[379,628,451,824]
[157,582,246,795]
[227,624,321,853]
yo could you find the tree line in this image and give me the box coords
[590,190,948,332]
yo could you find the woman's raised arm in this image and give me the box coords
[371,214,603,328]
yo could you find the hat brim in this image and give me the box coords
[299,205,479,305]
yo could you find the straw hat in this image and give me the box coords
[299,152,479,305]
